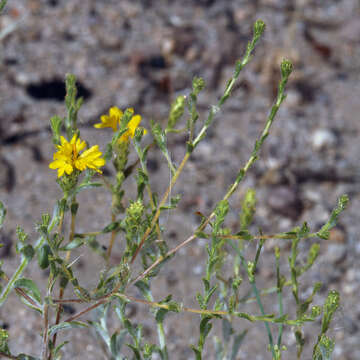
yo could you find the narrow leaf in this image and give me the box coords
[14,278,42,304]
[48,321,88,337]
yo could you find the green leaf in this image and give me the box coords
[59,237,85,251]
[253,19,266,38]
[0,328,10,355]
[316,194,349,240]
[134,280,151,300]
[280,59,293,79]
[299,222,310,237]
[159,194,181,210]
[213,200,229,231]
[48,321,88,337]
[167,95,186,130]
[192,77,205,95]
[196,293,205,309]
[313,335,335,360]
[110,330,127,356]
[204,285,218,306]
[50,115,63,145]
[127,343,142,360]
[75,182,102,194]
[190,344,202,360]
[88,319,110,347]
[199,316,213,346]
[102,221,121,233]
[16,226,28,244]
[52,340,69,359]
[155,308,169,324]
[240,189,256,230]
[14,278,42,304]
[168,300,182,313]
[321,290,340,334]
[235,230,253,241]
[235,312,254,322]
[150,120,176,174]
[20,244,35,261]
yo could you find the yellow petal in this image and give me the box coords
[119,130,131,143]
[60,136,68,145]
[75,138,86,152]
[70,134,78,144]
[128,115,142,138]
[109,106,123,119]
[93,157,106,167]
[64,163,73,175]
[49,160,62,169]
[58,167,65,177]
[94,113,119,132]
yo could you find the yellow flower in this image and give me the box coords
[119,114,145,142]
[94,106,147,142]
[49,134,105,177]
[94,106,123,132]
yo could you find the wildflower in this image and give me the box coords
[49,134,105,177]
[94,106,147,142]
[94,106,123,132]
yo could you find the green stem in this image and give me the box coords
[130,152,190,263]
[276,254,284,347]
[0,258,29,306]
[0,202,61,306]
[277,291,284,347]
[251,282,275,357]
[157,321,168,360]
[192,22,264,150]
[236,244,275,358]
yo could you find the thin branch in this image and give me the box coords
[63,299,107,323]
[130,152,190,263]
[106,213,117,259]
[41,304,49,360]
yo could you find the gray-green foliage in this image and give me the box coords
[0,16,348,360]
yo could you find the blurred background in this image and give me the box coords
[0,0,360,359]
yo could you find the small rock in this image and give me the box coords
[346,268,356,282]
[193,264,202,275]
[196,141,212,159]
[343,283,356,295]
[166,270,179,287]
[267,186,303,220]
[326,243,347,264]
[311,128,337,150]
[329,227,346,243]
[285,89,302,108]
[332,345,343,357]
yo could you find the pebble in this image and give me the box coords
[166,270,179,287]
[329,227,346,243]
[311,128,337,150]
[343,283,356,295]
[266,186,303,220]
[193,264,203,275]
[326,243,347,264]
[346,268,357,282]
[284,89,302,108]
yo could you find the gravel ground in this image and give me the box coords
[0,1,360,359]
